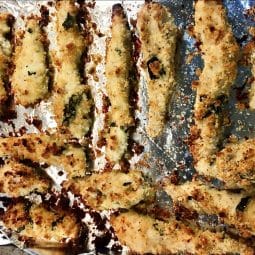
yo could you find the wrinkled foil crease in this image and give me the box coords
[0,0,254,254]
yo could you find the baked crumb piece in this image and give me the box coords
[111,210,253,255]
[0,133,87,178]
[64,170,153,210]
[12,17,49,106]
[0,160,51,197]
[52,0,93,139]
[105,4,134,163]
[190,0,239,176]
[137,2,177,137]
[163,179,255,238]
[1,200,84,248]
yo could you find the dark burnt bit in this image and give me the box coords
[94,232,112,253]
[111,243,123,253]
[132,34,141,63]
[119,158,130,173]
[5,14,15,42]
[131,141,144,155]
[97,136,106,148]
[79,48,88,84]
[112,4,125,19]
[47,1,53,7]
[173,203,198,221]
[102,94,111,113]
[90,211,107,231]
[27,117,42,131]
[245,6,255,21]
[169,170,180,185]
[39,6,50,28]
[104,161,114,172]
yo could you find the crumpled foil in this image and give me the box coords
[0,0,254,254]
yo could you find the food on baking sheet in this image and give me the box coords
[0,160,52,197]
[163,179,255,237]
[249,47,255,109]
[64,170,153,210]
[11,17,49,106]
[105,4,134,163]
[52,0,93,139]
[0,13,14,111]
[111,210,253,255]
[0,133,87,178]
[190,0,239,176]
[1,199,86,248]
[137,2,177,137]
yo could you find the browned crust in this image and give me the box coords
[111,211,254,254]
[190,0,240,179]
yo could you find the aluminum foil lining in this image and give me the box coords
[0,0,254,254]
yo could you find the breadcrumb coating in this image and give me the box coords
[137,2,177,137]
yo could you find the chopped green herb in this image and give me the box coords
[63,93,83,125]
[123,181,132,186]
[28,71,36,76]
[62,13,75,30]
[115,48,122,56]
[17,226,25,233]
[51,216,64,230]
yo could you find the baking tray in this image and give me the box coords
[0,0,254,254]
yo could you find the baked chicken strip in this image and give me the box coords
[0,160,51,197]
[53,0,93,139]
[105,4,134,163]
[12,17,49,106]
[111,210,253,255]
[137,2,177,137]
[249,48,255,109]
[0,13,14,110]
[1,199,86,248]
[0,133,87,179]
[190,0,239,176]
[163,179,255,237]
[64,170,153,210]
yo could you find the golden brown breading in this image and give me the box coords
[0,14,13,106]
[0,160,51,197]
[163,180,255,238]
[0,133,87,179]
[1,200,83,248]
[52,0,93,139]
[104,4,134,163]
[137,2,177,137]
[249,49,255,109]
[12,18,49,106]
[215,138,255,189]
[105,4,133,127]
[111,211,253,255]
[64,170,153,210]
[190,0,239,176]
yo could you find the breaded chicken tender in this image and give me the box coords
[111,211,253,255]
[190,0,239,176]
[12,18,49,106]
[0,133,87,179]
[105,4,134,163]
[137,2,177,137]
[53,0,93,139]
